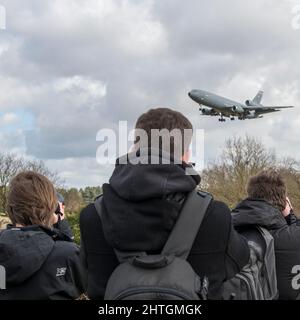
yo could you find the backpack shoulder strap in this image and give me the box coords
[162,189,213,260]
[94,194,103,219]
[94,190,212,262]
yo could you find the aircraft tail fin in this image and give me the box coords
[253,90,264,104]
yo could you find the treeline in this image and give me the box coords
[56,186,102,243]
[202,136,300,215]
[0,153,102,214]
[1,135,300,218]
[57,186,102,213]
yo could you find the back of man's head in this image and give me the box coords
[247,170,287,212]
[134,107,193,161]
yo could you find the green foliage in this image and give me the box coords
[57,187,102,245]
[67,211,81,245]
[59,187,103,245]
[79,186,102,204]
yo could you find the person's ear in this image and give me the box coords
[182,149,191,163]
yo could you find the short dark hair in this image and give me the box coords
[7,171,57,227]
[134,108,193,158]
[247,170,287,211]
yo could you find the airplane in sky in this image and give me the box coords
[188,89,294,122]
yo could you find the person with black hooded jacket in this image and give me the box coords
[80,108,250,300]
[232,170,300,300]
[0,171,86,300]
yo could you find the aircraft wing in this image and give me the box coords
[252,106,294,116]
[254,109,280,115]
[246,105,294,111]
[262,106,294,109]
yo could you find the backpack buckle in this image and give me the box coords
[198,276,209,300]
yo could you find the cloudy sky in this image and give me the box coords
[0,0,300,187]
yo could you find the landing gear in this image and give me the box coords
[218,114,226,122]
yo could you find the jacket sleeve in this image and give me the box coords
[224,213,250,280]
[285,213,300,226]
[79,222,88,270]
[54,219,74,240]
[79,204,119,299]
[48,242,87,300]
[67,244,87,299]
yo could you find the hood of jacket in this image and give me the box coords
[232,198,287,230]
[0,225,55,286]
[101,148,200,252]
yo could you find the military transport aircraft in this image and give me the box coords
[188,89,294,122]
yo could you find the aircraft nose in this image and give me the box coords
[188,91,194,98]
[188,90,197,99]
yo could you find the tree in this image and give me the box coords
[0,153,24,212]
[80,186,102,204]
[64,188,84,213]
[201,136,300,214]
[277,158,300,214]
[0,152,63,213]
[24,159,62,187]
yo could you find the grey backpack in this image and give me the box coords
[94,189,212,300]
[222,226,278,300]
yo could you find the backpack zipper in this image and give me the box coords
[113,287,195,300]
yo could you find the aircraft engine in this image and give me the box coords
[244,110,263,119]
[201,106,214,115]
[245,99,258,106]
[245,110,256,119]
[231,105,244,113]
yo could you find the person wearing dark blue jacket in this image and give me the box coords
[232,170,300,300]
[80,108,250,300]
[0,171,86,300]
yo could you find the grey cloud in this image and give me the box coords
[0,0,300,186]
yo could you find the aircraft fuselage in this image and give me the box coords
[188,89,245,117]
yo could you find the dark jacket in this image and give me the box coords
[0,225,86,300]
[232,198,300,300]
[54,218,74,240]
[80,150,250,300]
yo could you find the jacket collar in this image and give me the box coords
[232,198,287,230]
